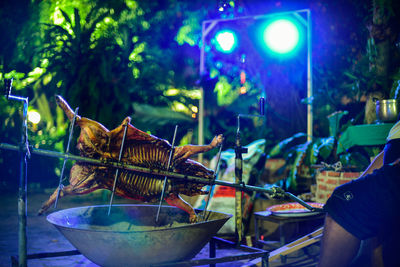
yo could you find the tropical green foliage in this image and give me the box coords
[266,132,336,192]
[1,0,400,193]
[0,0,260,189]
[0,0,205,189]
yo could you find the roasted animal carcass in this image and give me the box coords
[39,96,223,222]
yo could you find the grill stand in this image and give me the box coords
[1,93,322,267]
[1,141,323,267]
[11,237,269,267]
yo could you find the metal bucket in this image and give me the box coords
[47,204,231,266]
[376,99,399,122]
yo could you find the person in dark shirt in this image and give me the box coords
[319,120,400,266]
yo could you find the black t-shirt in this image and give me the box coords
[324,164,400,266]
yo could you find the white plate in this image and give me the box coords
[267,202,324,217]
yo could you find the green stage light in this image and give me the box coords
[263,19,300,54]
[214,30,238,53]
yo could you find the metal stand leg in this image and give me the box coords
[261,252,269,267]
[11,250,81,266]
[209,238,216,267]
[18,148,27,267]
[278,221,287,263]
[235,115,248,246]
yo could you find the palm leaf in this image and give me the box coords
[73,8,81,39]
[285,141,312,191]
[268,132,307,158]
[42,23,73,40]
[132,102,193,127]
[59,9,72,26]
[316,137,335,160]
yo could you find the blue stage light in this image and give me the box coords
[263,19,300,54]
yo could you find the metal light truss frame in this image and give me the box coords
[198,9,313,157]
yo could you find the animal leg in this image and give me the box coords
[55,95,82,122]
[165,193,197,223]
[38,184,73,215]
[38,165,102,215]
[174,134,223,160]
[109,116,159,143]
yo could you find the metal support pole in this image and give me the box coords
[198,87,204,163]
[17,122,28,267]
[234,116,249,246]
[235,136,243,245]
[5,91,30,267]
[198,20,217,164]
[198,22,206,164]
[307,10,313,141]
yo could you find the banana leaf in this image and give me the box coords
[132,102,194,128]
[268,132,307,158]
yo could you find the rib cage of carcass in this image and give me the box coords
[39,95,223,222]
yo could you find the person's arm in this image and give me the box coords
[318,214,361,267]
[359,150,384,177]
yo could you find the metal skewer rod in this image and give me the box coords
[156,125,178,222]
[201,143,223,222]
[107,122,129,216]
[0,142,324,213]
[54,107,78,208]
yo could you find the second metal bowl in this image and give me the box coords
[376,99,399,122]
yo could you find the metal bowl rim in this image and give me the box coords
[46,204,232,233]
[376,99,399,104]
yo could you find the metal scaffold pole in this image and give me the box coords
[4,78,31,267]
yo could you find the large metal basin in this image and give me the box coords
[47,204,231,266]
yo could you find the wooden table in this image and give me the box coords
[254,210,324,263]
